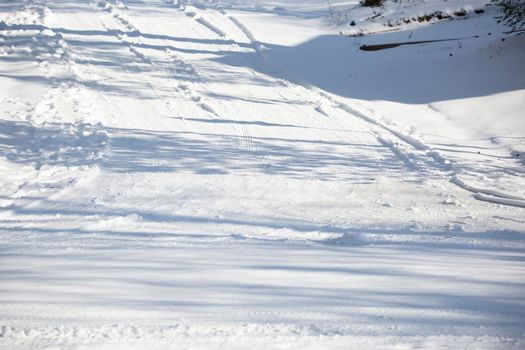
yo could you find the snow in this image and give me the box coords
[1,0,524,349]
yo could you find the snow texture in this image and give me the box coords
[0,0,524,349]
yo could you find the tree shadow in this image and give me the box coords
[0,119,420,181]
[213,31,525,104]
[1,212,525,333]
[3,1,524,105]
[0,120,107,169]
[0,20,262,99]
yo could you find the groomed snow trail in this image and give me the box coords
[1,0,525,349]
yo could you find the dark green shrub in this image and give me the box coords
[492,0,525,31]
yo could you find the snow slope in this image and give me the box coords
[1,0,524,349]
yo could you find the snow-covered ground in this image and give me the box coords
[1,0,524,348]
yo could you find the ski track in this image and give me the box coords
[212,8,525,207]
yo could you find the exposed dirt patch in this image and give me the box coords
[360,36,479,51]
[347,8,485,37]
[385,8,483,27]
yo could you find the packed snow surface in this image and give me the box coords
[1,0,524,349]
